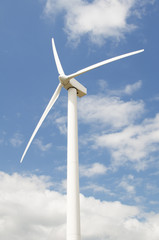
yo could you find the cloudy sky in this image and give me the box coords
[1,0,159,239]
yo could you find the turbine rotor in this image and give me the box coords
[20,38,144,162]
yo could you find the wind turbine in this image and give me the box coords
[20,38,144,240]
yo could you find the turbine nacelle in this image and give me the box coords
[59,74,87,98]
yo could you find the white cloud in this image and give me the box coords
[34,138,52,151]
[81,183,114,196]
[80,195,159,240]
[43,0,155,45]
[10,133,24,147]
[55,116,67,135]
[78,94,144,128]
[98,80,142,96]
[119,175,136,195]
[45,112,67,135]
[124,80,142,95]
[112,80,142,96]
[98,79,108,91]
[0,171,159,240]
[80,162,107,177]
[94,114,159,170]
[77,85,159,171]
[54,179,67,193]
[0,172,65,240]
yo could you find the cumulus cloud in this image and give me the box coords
[81,183,114,195]
[112,80,142,96]
[124,80,142,95]
[55,116,67,135]
[119,175,136,195]
[76,84,159,171]
[94,114,159,170]
[34,138,52,151]
[10,133,24,147]
[43,0,155,44]
[98,80,142,96]
[78,94,144,128]
[45,112,67,135]
[0,171,159,240]
[80,162,107,177]
[0,172,66,240]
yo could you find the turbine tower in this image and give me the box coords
[20,38,144,240]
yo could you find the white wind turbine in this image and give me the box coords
[20,38,144,240]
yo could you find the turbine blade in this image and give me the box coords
[52,38,65,75]
[67,49,144,80]
[20,83,63,163]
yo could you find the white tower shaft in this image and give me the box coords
[67,88,81,240]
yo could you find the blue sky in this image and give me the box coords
[0,0,159,239]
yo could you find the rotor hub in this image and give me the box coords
[59,75,69,85]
